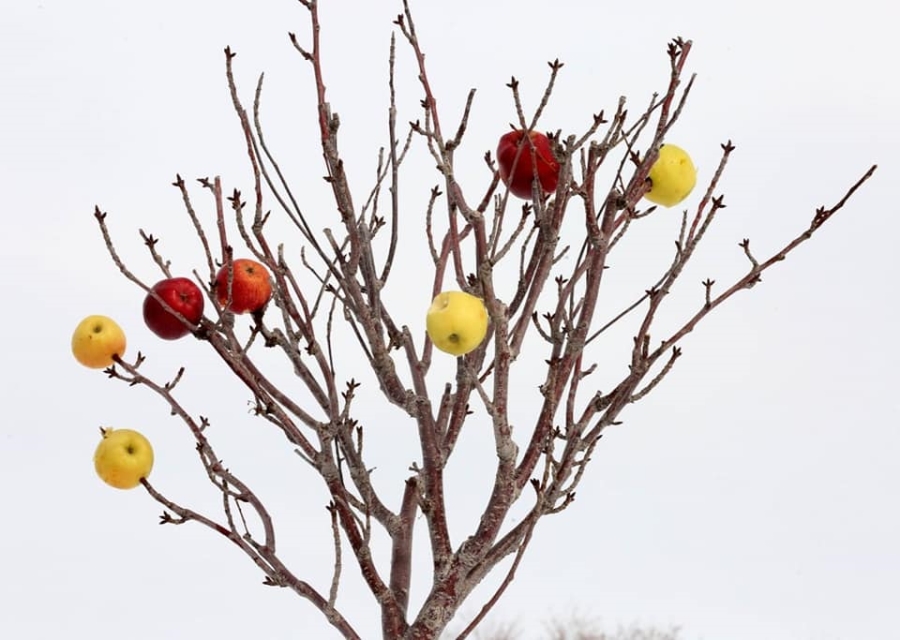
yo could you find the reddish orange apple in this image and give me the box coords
[496,129,560,199]
[215,258,272,314]
[143,277,205,340]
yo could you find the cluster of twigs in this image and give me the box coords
[91,1,875,638]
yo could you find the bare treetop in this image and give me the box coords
[80,1,875,638]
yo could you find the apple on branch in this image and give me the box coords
[426,291,489,356]
[496,129,560,199]
[644,144,697,207]
[71,315,126,368]
[214,258,273,314]
[94,427,154,490]
[143,277,205,340]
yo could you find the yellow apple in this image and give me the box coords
[426,291,489,356]
[645,144,697,207]
[94,427,154,490]
[71,315,127,368]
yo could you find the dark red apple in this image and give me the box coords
[143,277,205,340]
[215,258,273,314]
[496,129,560,199]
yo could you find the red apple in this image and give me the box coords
[215,258,273,314]
[143,277,205,340]
[496,129,560,199]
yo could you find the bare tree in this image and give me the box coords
[450,613,681,640]
[87,1,875,639]
[543,618,682,640]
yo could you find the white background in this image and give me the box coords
[2,1,897,639]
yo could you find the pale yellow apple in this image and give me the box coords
[94,427,154,490]
[71,315,127,369]
[645,144,697,207]
[426,291,489,356]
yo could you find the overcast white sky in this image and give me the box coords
[2,1,898,639]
